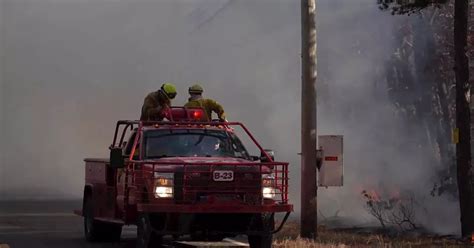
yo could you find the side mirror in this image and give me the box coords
[260,149,275,162]
[110,147,125,169]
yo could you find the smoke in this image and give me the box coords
[0,0,4,202]
[0,0,460,234]
[314,3,460,234]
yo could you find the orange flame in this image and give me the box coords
[364,189,382,202]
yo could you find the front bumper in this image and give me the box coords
[137,203,293,213]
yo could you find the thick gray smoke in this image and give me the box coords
[0,0,4,202]
[0,0,460,234]
[315,4,460,234]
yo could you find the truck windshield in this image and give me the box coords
[144,129,251,159]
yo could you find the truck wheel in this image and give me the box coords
[248,235,273,248]
[248,214,274,248]
[84,197,122,242]
[84,197,102,242]
[137,214,163,248]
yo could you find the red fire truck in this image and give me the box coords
[76,107,293,248]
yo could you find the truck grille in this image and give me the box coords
[133,162,289,206]
[174,167,262,205]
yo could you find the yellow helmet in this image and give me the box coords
[160,83,177,99]
[188,84,204,95]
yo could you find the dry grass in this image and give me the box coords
[274,238,349,248]
[273,221,466,248]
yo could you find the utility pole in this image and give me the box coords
[301,0,318,239]
[0,0,5,199]
[454,0,474,238]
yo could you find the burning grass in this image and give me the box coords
[273,221,465,247]
[361,189,419,231]
[272,189,465,247]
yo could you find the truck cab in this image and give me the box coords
[77,107,292,248]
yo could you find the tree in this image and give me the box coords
[384,4,457,198]
[378,0,448,14]
[379,0,474,238]
[452,0,474,237]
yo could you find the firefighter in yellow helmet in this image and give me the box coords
[185,84,226,121]
[140,83,177,121]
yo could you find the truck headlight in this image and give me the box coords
[154,173,174,198]
[262,187,277,199]
[262,174,277,199]
[154,186,173,198]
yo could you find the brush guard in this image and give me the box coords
[130,161,291,213]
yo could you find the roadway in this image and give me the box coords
[0,200,141,248]
[0,201,251,248]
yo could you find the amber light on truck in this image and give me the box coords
[262,174,278,199]
[154,173,174,198]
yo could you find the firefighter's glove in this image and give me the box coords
[159,106,171,121]
[219,113,227,122]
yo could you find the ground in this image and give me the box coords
[0,201,467,248]
[274,221,466,248]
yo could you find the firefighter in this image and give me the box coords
[185,84,226,121]
[140,83,177,121]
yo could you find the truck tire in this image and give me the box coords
[84,197,102,242]
[248,214,274,248]
[137,214,163,248]
[84,197,122,242]
[248,234,272,248]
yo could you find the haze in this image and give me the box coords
[0,0,460,234]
